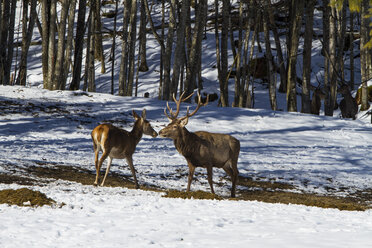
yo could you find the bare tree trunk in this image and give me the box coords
[246,20,258,108]
[111,0,119,94]
[239,1,253,107]
[219,0,229,107]
[61,0,77,90]
[41,0,50,88]
[233,1,243,107]
[46,0,57,90]
[263,3,277,111]
[0,0,16,85]
[70,0,87,90]
[52,0,69,90]
[162,0,176,100]
[267,1,286,94]
[87,0,96,92]
[171,0,189,97]
[325,6,337,116]
[16,0,37,86]
[301,0,316,114]
[286,0,303,112]
[95,0,105,73]
[118,0,131,96]
[138,0,149,72]
[126,0,138,96]
[349,11,354,90]
[185,0,207,98]
[322,0,330,115]
[360,0,370,111]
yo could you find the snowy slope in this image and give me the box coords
[1,85,372,247]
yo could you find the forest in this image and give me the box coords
[0,0,371,117]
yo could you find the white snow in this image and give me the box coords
[1,1,372,247]
[1,85,372,248]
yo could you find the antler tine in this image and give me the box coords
[186,91,208,118]
[164,101,174,120]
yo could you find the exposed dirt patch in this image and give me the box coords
[0,188,56,207]
[163,190,223,200]
[1,165,371,211]
[0,174,37,186]
[27,165,162,192]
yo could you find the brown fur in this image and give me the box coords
[91,109,157,187]
[159,92,240,197]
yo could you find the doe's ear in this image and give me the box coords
[141,109,147,119]
[179,116,188,127]
[132,110,140,120]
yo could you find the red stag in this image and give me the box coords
[159,92,240,197]
[91,109,158,188]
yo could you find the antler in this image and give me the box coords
[185,91,209,118]
[164,91,194,120]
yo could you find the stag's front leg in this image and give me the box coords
[187,163,195,192]
[126,156,139,189]
[206,166,215,194]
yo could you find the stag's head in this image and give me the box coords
[159,92,208,139]
[133,109,158,138]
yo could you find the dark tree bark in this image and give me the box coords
[118,0,131,96]
[171,0,189,97]
[219,0,230,107]
[0,0,16,85]
[162,0,176,100]
[52,0,69,90]
[45,0,57,90]
[138,0,149,72]
[16,0,37,86]
[263,2,277,111]
[360,0,371,111]
[87,0,96,92]
[301,0,316,114]
[185,0,207,98]
[286,0,304,112]
[70,0,87,91]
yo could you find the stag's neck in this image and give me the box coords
[130,120,143,145]
[174,128,199,157]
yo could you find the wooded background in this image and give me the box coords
[0,0,371,116]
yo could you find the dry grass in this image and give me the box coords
[0,188,56,207]
[0,165,370,211]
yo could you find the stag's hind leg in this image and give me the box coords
[223,160,239,198]
[206,166,215,194]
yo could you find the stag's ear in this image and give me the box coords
[179,116,188,127]
[132,110,140,120]
[141,109,147,119]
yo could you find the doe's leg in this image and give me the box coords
[101,156,113,186]
[94,151,109,186]
[126,156,139,189]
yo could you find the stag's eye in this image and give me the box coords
[173,125,178,129]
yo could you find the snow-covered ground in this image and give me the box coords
[1,85,372,247]
[2,1,372,246]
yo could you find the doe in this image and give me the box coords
[91,109,158,187]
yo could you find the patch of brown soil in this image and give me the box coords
[0,188,56,207]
